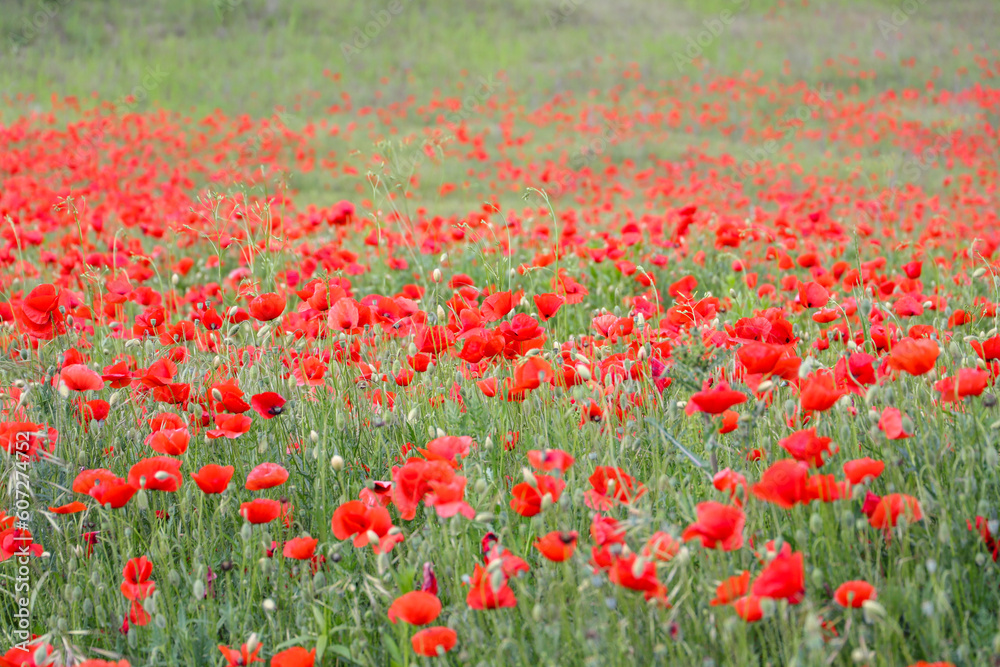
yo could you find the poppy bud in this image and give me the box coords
[973,267,988,278]
[489,567,505,594]
[331,455,345,471]
[521,468,537,488]
[474,479,487,494]
[366,529,380,545]
[192,580,205,600]
[986,447,999,468]
[757,380,774,393]
[937,521,951,544]
[263,598,276,613]
[474,512,494,523]
[901,415,914,434]
[432,268,442,283]
[240,523,252,542]
[862,599,886,623]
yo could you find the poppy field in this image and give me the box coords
[3,0,1000,665]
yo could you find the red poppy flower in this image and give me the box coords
[834,580,876,608]
[466,563,517,610]
[391,458,457,520]
[534,531,578,562]
[843,457,885,484]
[751,459,810,508]
[799,370,843,412]
[510,474,566,517]
[0,528,44,560]
[387,590,442,625]
[968,517,999,562]
[681,501,745,551]
[145,428,190,456]
[527,448,575,473]
[935,368,989,403]
[240,498,282,524]
[270,647,315,667]
[80,399,110,423]
[533,293,565,321]
[282,536,318,560]
[208,413,253,439]
[191,464,234,494]
[121,556,155,600]
[751,546,805,604]
[60,364,104,391]
[411,626,458,657]
[713,468,748,506]
[49,501,87,514]
[218,643,263,667]
[687,382,747,415]
[245,462,289,490]
[642,532,681,561]
[482,290,515,321]
[778,429,837,467]
[101,361,133,388]
[732,595,763,622]
[128,457,183,492]
[416,435,473,466]
[73,470,116,496]
[719,409,739,433]
[249,292,286,321]
[710,571,750,606]
[80,471,135,507]
[249,392,287,419]
[331,500,401,553]
[583,466,646,510]
[887,337,940,376]
[424,475,476,520]
[806,474,851,502]
[608,553,668,604]
[868,494,923,529]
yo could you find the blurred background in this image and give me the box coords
[1,0,996,212]
[2,0,993,117]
